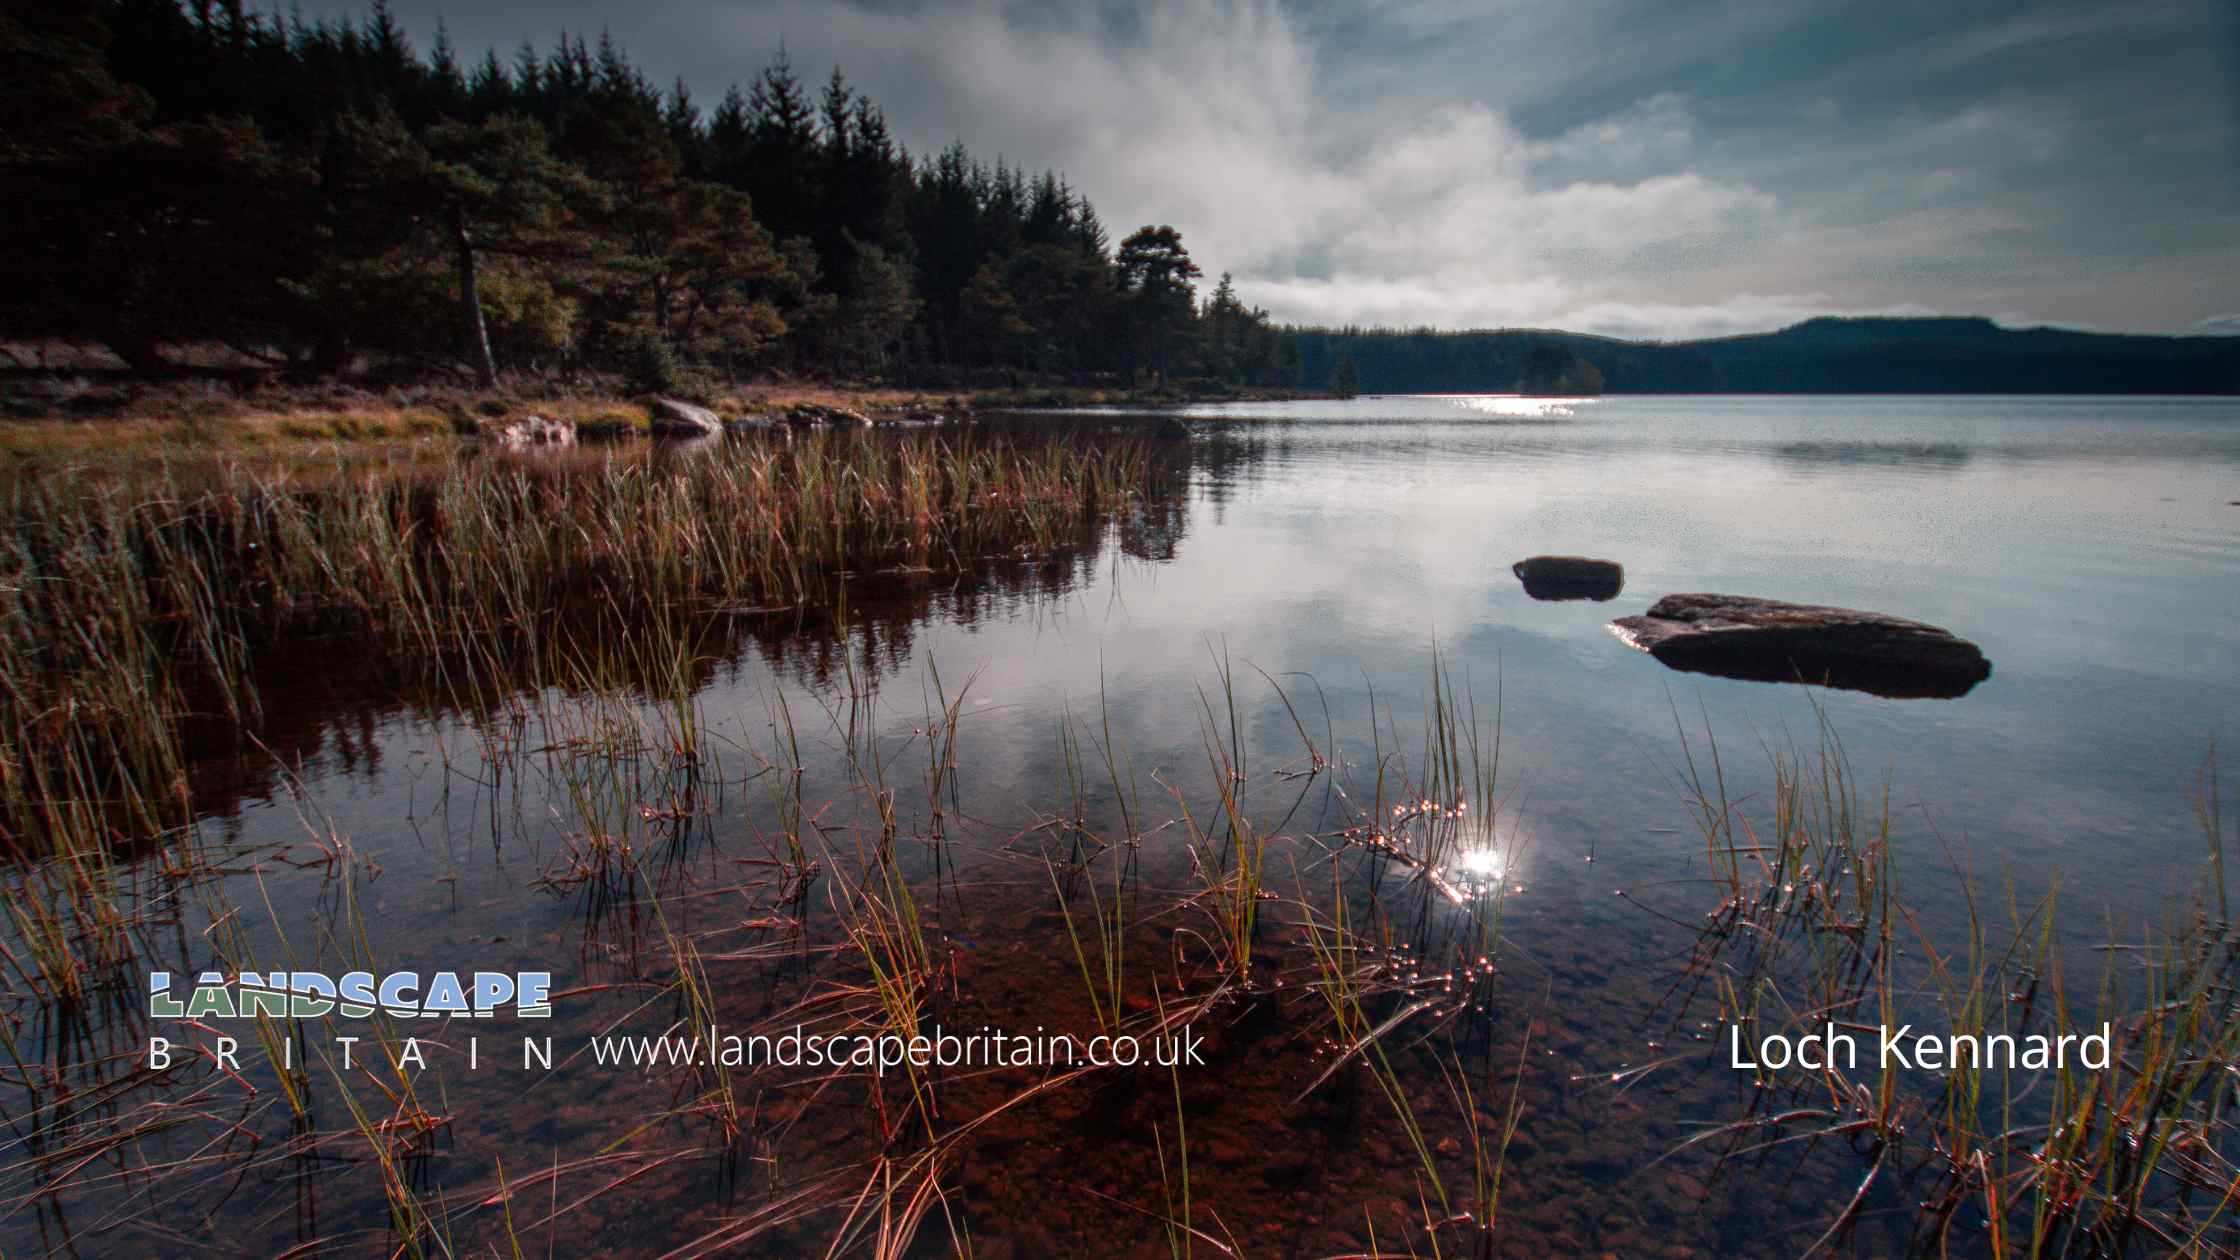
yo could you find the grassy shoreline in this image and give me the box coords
[0,376,1327,467]
[0,427,1173,859]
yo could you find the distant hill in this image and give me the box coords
[1289,317,2240,394]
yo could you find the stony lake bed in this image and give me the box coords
[3,394,2238,1258]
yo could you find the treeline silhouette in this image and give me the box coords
[1297,318,2240,395]
[2,1,1303,391]
[9,4,2231,398]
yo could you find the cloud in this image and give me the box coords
[325,0,2240,338]
[719,1,1791,332]
[1525,92,1696,172]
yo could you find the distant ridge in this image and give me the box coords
[1288,316,2240,394]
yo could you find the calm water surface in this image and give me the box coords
[18,394,2240,1257]
[1105,394,2240,907]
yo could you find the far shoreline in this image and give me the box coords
[6,374,2237,468]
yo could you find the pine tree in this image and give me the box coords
[1332,351,1360,398]
[426,20,466,117]
[468,48,509,115]
[371,114,600,386]
[835,237,919,377]
[0,4,1176,392]
[707,83,750,185]
[1115,225,1201,387]
[744,50,817,241]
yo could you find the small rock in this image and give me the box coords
[1513,555,1624,601]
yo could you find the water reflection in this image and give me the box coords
[1444,845,1506,890]
[178,442,1198,825]
[1444,394,1592,420]
[1770,439,1974,473]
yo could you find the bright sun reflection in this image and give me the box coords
[1439,394,1591,419]
[1451,847,1505,885]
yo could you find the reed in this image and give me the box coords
[1170,644,1269,983]
[1658,710,2240,1259]
[1299,857,1451,1223]
[829,827,943,1144]
[1044,700,1141,1031]
[0,430,1163,859]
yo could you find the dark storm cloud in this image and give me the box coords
[298,0,2239,336]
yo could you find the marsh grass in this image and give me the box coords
[0,430,1161,861]
[1044,687,1150,1033]
[0,424,1164,1252]
[1651,704,2240,1258]
[1169,644,1274,985]
[1300,858,1450,1219]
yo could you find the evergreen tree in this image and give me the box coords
[1114,225,1200,387]
[467,47,509,115]
[706,83,749,184]
[661,78,702,172]
[1201,272,1247,381]
[1332,351,1360,398]
[1,1,1241,394]
[325,112,596,386]
[743,50,817,241]
[1277,331,1304,387]
[833,236,918,377]
[425,19,464,117]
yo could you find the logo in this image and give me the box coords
[149,970,554,1020]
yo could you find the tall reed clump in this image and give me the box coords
[1664,717,2240,1258]
[1168,645,1272,983]
[0,431,1165,858]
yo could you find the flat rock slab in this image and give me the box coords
[1513,555,1624,601]
[649,397,723,437]
[1610,593,1992,698]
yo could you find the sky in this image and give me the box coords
[305,0,2239,340]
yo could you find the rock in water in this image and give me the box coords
[1609,594,1992,698]
[1513,555,1624,601]
[649,397,723,438]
